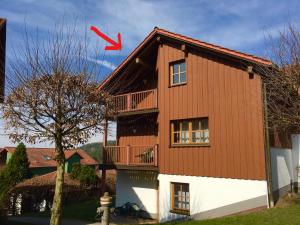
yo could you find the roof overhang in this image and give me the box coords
[98,27,273,91]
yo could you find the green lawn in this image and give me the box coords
[163,204,300,225]
[23,198,99,222]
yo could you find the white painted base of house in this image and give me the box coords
[158,174,268,222]
[115,170,158,218]
[115,170,268,222]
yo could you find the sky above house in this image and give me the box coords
[0,0,299,147]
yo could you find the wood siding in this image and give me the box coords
[117,114,158,147]
[157,43,266,180]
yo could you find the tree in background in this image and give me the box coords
[0,143,30,223]
[2,22,113,225]
[261,23,300,133]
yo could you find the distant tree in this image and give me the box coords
[2,23,113,225]
[261,23,300,132]
[0,143,30,206]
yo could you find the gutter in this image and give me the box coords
[262,82,274,207]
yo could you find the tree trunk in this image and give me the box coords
[50,135,65,225]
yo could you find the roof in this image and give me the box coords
[0,147,98,168]
[0,18,5,30]
[14,171,80,188]
[98,27,272,90]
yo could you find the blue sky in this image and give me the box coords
[0,0,299,147]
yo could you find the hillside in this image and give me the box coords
[79,141,116,163]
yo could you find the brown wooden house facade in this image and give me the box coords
[99,28,273,221]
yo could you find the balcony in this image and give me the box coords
[113,89,158,115]
[103,145,158,170]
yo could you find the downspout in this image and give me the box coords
[262,82,274,207]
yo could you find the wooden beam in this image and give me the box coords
[247,65,254,79]
[181,44,188,58]
[135,57,153,71]
[156,36,161,43]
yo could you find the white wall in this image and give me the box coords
[116,170,158,217]
[270,147,294,192]
[292,134,300,184]
[158,174,268,222]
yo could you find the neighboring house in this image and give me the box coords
[0,147,98,175]
[0,18,6,101]
[98,27,300,222]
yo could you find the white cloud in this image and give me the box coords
[87,57,117,70]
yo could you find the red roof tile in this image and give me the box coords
[98,27,272,90]
[14,171,80,188]
[2,147,98,168]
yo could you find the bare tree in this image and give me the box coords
[260,23,300,135]
[2,22,113,225]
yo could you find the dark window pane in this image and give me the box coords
[174,184,181,193]
[173,64,179,74]
[174,122,180,131]
[174,133,180,143]
[192,120,200,130]
[173,74,179,84]
[182,184,189,192]
[182,121,189,131]
[201,118,209,130]
[180,62,186,72]
[180,72,186,83]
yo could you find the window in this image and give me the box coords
[170,61,186,85]
[171,182,190,213]
[171,118,209,145]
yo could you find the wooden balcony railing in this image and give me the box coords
[103,145,158,167]
[113,89,158,112]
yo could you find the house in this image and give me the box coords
[98,27,300,222]
[0,18,6,101]
[0,147,98,175]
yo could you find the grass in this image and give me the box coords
[163,205,300,225]
[23,198,99,222]
[163,194,300,225]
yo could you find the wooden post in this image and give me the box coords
[154,89,158,108]
[127,93,131,111]
[263,83,274,207]
[101,169,106,196]
[154,144,158,166]
[103,118,108,147]
[101,118,108,196]
[126,145,130,165]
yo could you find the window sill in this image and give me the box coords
[169,82,187,88]
[170,143,210,148]
[170,209,190,216]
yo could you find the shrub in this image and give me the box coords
[70,164,98,187]
[70,163,81,180]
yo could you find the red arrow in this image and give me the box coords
[90,26,122,51]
